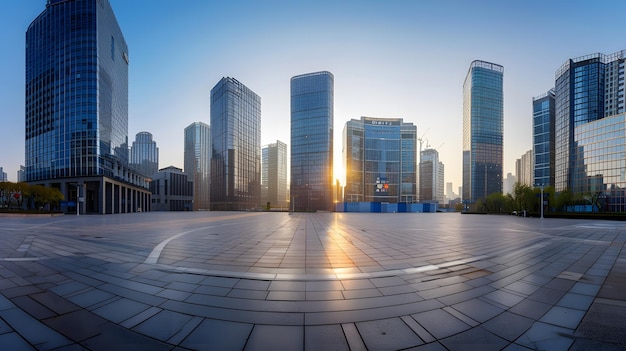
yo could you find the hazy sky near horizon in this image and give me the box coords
[1,1,625,190]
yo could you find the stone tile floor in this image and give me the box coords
[0,212,624,350]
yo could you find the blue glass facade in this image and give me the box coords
[184,122,210,210]
[290,71,334,211]
[555,51,626,193]
[26,0,129,181]
[210,77,261,211]
[343,117,417,203]
[572,113,626,212]
[462,61,504,204]
[532,89,555,187]
[25,0,150,214]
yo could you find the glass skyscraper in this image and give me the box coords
[343,117,417,203]
[210,77,261,211]
[462,60,504,204]
[532,89,555,187]
[554,50,626,212]
[555,51,625,192]
[25,0,150,214]
[290,71,334,211]
[261,140,288,209]
[130,132,159,178]
[184,122,210,210]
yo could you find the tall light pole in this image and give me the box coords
[539,184,543,219]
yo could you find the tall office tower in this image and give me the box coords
[291,71,334,211]
[533,89,555,187]
[343,117,417,203]
[25,0,150,214]
[462,60,504,204]
[210,77,261,211]
[555,51,625,192]
[130,132,159,177]
[0,167,7,182]
[184,122,210,210]
[261,140,288,209]
[515,149,534,186]
[419,148,445,204]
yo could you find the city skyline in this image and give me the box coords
[2,0,626,190]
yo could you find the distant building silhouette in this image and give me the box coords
[130,132,159,178]
[261,141,288,209]
[420,148,445,204]
[184,122,210,210]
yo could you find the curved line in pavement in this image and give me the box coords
[144,226,215,264]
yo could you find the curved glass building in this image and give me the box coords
[25,0,150,214]
[290,71,334,211]
[462,60,504,204]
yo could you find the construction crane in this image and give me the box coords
[417,128,430,155]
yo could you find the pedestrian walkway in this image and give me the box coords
[0,212,624,350]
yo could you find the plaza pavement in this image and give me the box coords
[0,211,624,350]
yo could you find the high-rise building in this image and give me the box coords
[150,166,193,211]
[210,77,261,211]
[515,149,534,187]
[25,0,150,214]
[463,60,504,204]
[261,140,288,209]
[0,167,7,182]
[420,148,445,204]
[17,166,25,182]
[555,50,625,192]
[533,89,556,187]
[184,122,210,210]
[555,50,626,211]
[130,132,159,177]
[291,71,334,211]
[343,117,417,203]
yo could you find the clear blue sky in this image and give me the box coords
[1,0,625,191]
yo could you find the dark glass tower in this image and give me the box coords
[210,77,261,211]
[290,71,334,211]
[25,0,150,214]
[462,60,504,204]
[532,89,555,187]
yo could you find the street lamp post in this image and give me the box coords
[539,184,543,219]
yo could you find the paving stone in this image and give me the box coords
[482,311,534,342]
[440,326,508,351]
[180,318,253,350]
[132,309,193,342]
[411,309,471,339]
[540,306,586,329]
[1,307,72,349]
[451,298,504,323]
[244,325,303,351]
[0,332,36,351]
[357,317,423,350]
[305,324,350,351]
[515,322,574,351]
[42,309,109,342]
[92,298,151,324]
